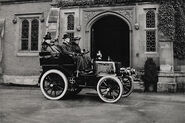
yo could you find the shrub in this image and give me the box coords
[142,58,158,92]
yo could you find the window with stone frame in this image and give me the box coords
[66,14,75,41]
[67,14,74,30]
[145,9,157,52]
[20,17,39,51]
[67,32,74,42]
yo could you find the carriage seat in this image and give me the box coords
[39,51,75,66]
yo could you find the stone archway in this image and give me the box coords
[83,7,134,66]
[91,15,130,66]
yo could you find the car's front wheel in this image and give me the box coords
[97,76,123,103]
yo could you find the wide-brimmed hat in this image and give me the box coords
[62,34,69,39]
[43,32,51,40]
[73,36,81,41]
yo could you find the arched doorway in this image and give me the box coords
[91,15,130,67]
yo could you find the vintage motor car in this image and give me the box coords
[38,41,135,103]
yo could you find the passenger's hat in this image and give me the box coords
[62,34,69,39]
[43,32,51,40]
[73,36,81,41]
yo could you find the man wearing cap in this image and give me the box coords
[70,36,91,77]
[70,36,81,54]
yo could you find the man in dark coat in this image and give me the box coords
[71,36,91,74]
[60,34,74,56]
[60,34,91,77]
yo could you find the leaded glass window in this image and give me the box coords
[146,10,155,28]
[21,19,29,50]
[20,18,39,51]
[67,32,74,42]
[67,15,74,30]
[31,19,39,51]
[65,13,75,42]
[146,30,156,52]
[145,9,157,52]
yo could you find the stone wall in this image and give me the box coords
[175,72,185,92]
[0,1,51,84]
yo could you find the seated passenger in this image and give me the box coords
[71,36,92,73]
[60,34,74,56]
[60,34,92,77]
[42,32,61,57]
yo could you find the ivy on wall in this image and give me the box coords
[158,0,185,60]
[158,2,175,41]
[173,2,185,60]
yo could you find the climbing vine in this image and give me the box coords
[158,2,175,41]
[158,0,185,60]
[173,1,185,59]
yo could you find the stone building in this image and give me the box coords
[0,0,185,92]
[0,0,52,85]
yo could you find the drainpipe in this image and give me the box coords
[76,6,81,32]
[134,3,139,30]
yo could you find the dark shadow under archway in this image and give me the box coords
[91,15,130,67]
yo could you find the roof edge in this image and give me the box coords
[0,0,52,4]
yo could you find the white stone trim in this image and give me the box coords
[3,75,39,85]
[16,52,39,57]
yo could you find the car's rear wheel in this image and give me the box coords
[121,76,133,97]
[40,69,68,100]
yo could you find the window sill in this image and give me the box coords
[145,52,159,56]
[16,52,39,57]
[145,52,158,54]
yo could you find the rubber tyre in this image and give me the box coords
[121,76,133,97]
[40,69,68,100]
[97,76,123,103]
